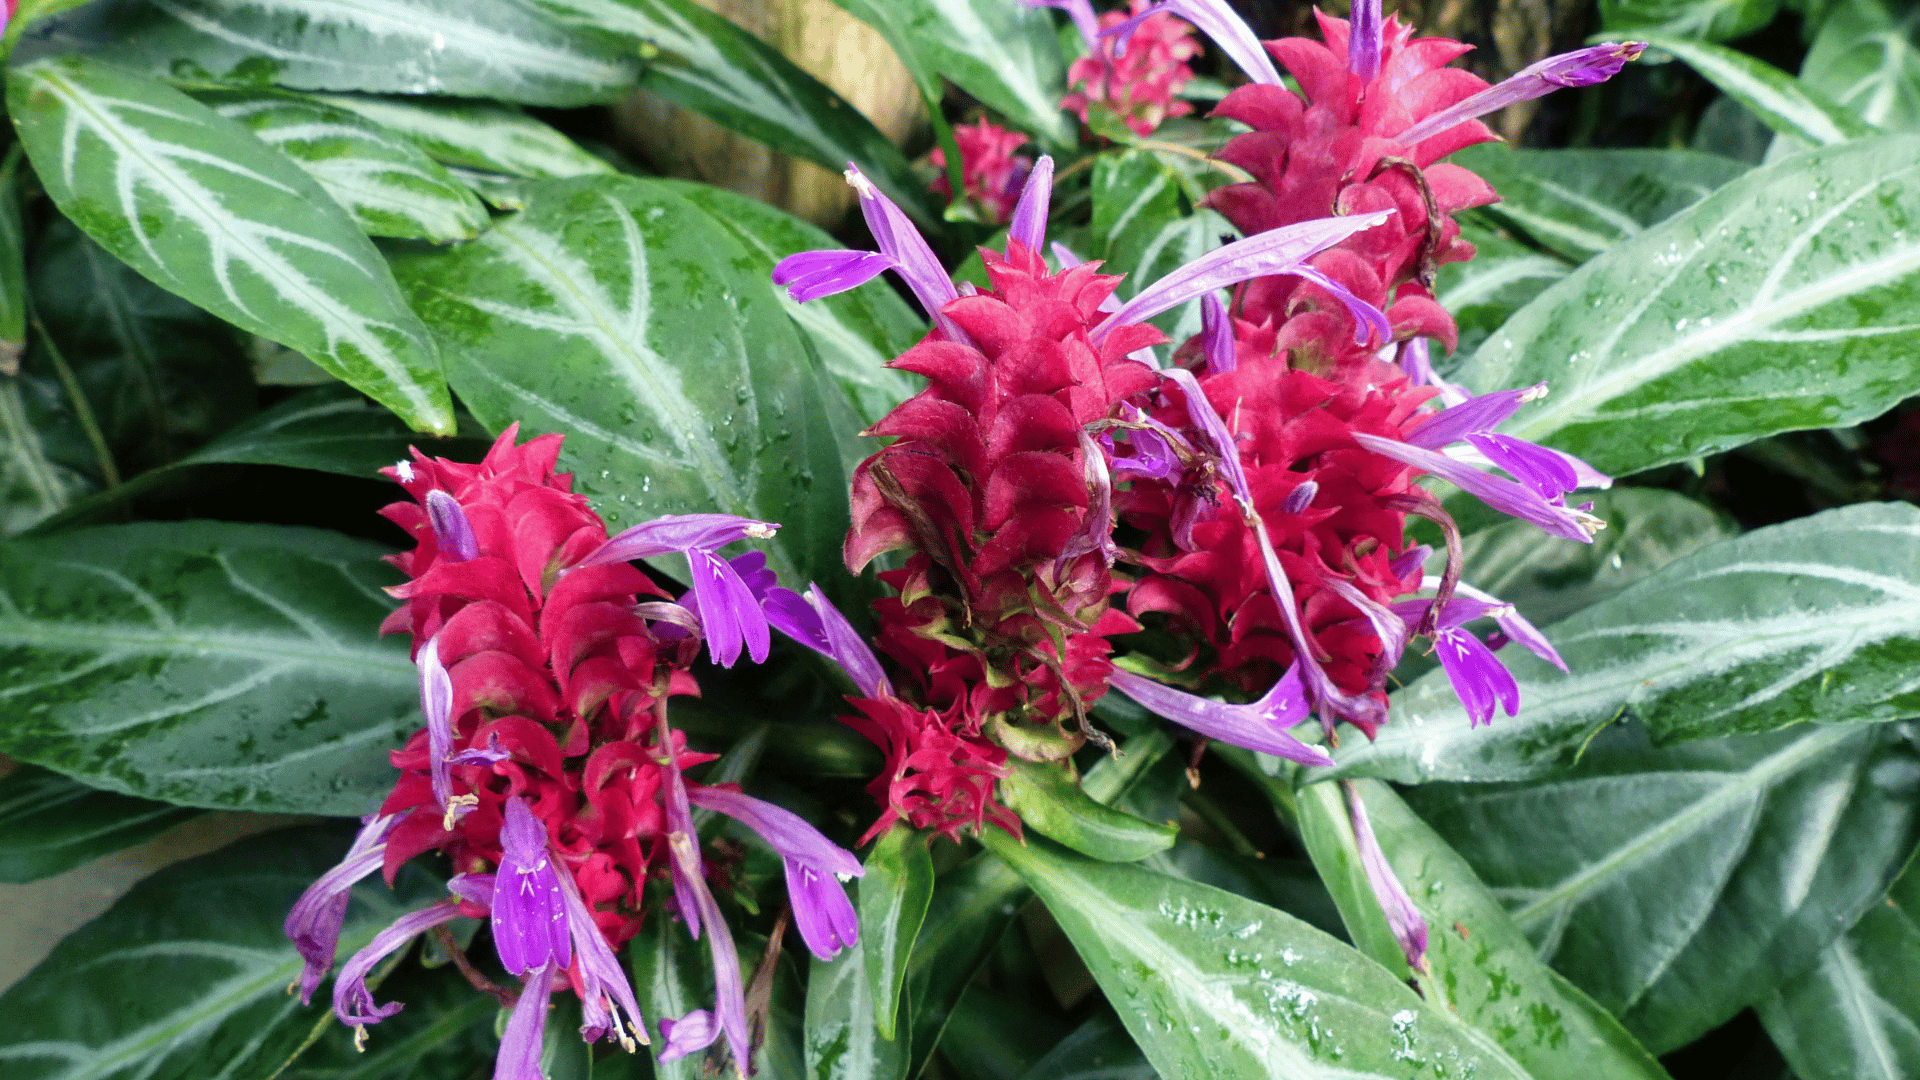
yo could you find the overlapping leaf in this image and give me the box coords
[1437,218,1572,356]
[388,175,861,585]
[1638,36,1871,145]
[1336,503,1920,785]
[1405,723,1920,1052]
[0,521,417,814]
[9,56,454,434]
[1802,0,1920,131]
[307,93,612,180]
[0,764,202,883]
[1601,0,1778,41]
[1453,134,1920,477]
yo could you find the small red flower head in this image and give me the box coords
[932,120,1035,225]
[1063,0,1202,138]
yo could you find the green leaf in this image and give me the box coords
[94,0,636,107]
[530,0,939,227]
[999,758,1178,862]
[1011,1013,1154,1080]
[0,521,417,814]
[1089,151,1227,343]
[654,179,922,427]
[0,381,93,535]
[388,174,860,585]
[1435,218,1572,358]
[1756,858,1920,1080]
[980,830,1532,1080]
[1638,36,1873,145]
[940,985,1074,1080]
[1451,133,1920,478]
[194,89,488,243]
[901,853,1028,1079]
[806,941,909,1080]
[1601,0,1779,42]
[0,825,440,1080]
[276,962,497,1080]
[9,57,455,435]
[859,825,934,1042]
[1450,145,1749,262]
[0,764,203,883]
[629,905,714,1080]
[1801,0,1920,131]
[825,0,1073,148]
[1297,781,1673,1080]
[1405,723,1920,1052]
[306,94,613,180]
[0,151,26,369]
[1336,503,1920,785]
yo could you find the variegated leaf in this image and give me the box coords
[1639,35,1872,146]
[0,521,417,814]
[8,56,455,434]
[0,765,202,883]
[1452,134,1920,477]
[389,175,862,586]
[1802,0,1920,132]
[306,93,612,180]
[1435,218,1572,356]
[96,0,636,107]
[197,89,488,242]
[1333,503,1920,786]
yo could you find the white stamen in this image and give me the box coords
[744,522,778,539]
[394,460,415,482]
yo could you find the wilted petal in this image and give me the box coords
[1396,42,1648,145]
[658,1010,723,1062]
[1105,0,1282,86]
[772,249,896,302]
[496,961,556,1080]
[286,814,396,1005]
[1347,783,1430,973]
[667,832,751,1073]
[556,859,647,1048]
[1109,667,1332,766]
[424,490,478,561]
[580,513,780,567]
[1055,429,1124,581]
[493,797,572,976]
[1353,433,1604,543]
[333,901,461,1028]
[1007,154,1054,254]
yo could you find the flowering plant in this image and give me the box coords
[2,0,1920,1079]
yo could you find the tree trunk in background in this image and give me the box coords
[614,0,923,227]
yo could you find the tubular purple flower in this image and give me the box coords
[333,900,462,1032]
[424,490,478,561]
[416,634,459,823]
[1105,0,1283,87]
[1402,385,1542,451]
[767,583,895,700]
[554,858,648,1049]
[1200,292,1236,374]
[493,797,572,977]
[658,1010,723,1062]
[1353,433,1606,543]
[1094,211,1393,339]
[1023,0,1099,50]
[1292,264,1394,345]
[1008,154,1054,254]
[1109,666,1333,765]
[581,513,781,566]
[1349,0,1382,81]
[1440,577,1566,672]
[771,249,894,302]
[1392,595,1522,725]
[1280,480,1318,515]
[685,784,864,961]
[580,514,781,668]
[666,831,752,1074]
[1400,382,1610,501]
[1346,782,1430,974]
[497,961,557,1080]
[849,166,969,344]
[1397,338,1468,405]
[285,813,398,1005]
[1395,42,1649,145]
[1106,404,1188,481]
[659,748,705,938]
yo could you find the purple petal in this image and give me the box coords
[688,549,772,667]
[1104,1,1283,87]
[496,961,556,1080]
[1291,264,1393,346]
[1401,386,1540,450]
[658,1010,723,1062]
[663,764,703,938]
[1467,432,1581,499]
[1108,667,1332,766]
[448,731,509,767]
[1347,783,1429,974]
[1398,337,1470,405]
[285,814,397,1005]
[448,871,495,908]
[493,797,572,976]
[772,249,897,303]
[1054,429,1124,581]
[1161,368,1252,505]
[579,513,780,568]
[787,859,862,961]
[333,901,461,1028]
[424,490,478,562]
[418,635,456,818]
[1446,578,1566,671]
[667,832,751,1073]
[847,165,969,345]
[1319,573,1409,684]
[1280,480,1318,515]
[1434,625,1520,726]
[1349,0,1382,81]
[555,857,647,1047]
[1395,42,1649,146]
[685,785,865,881]
[764,587,828,653]
[1023,0,1099,50]
[1353,433,1604,543]
[1008,154,1054,254]
[1096,212,1392,337]
[1388,544,1432,580]
[807,583,894,700]
[1200,292,1236,374]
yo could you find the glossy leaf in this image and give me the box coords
[0,381,93,536]
[859,825,934,1042]
[1640,36,1872,145]
[276,957,497,1080]
[1011,1013,1155,1080]
[1756,859,1920,1080]
[656,180,922,427]
[825,0,1073,147]
[901,853,1028,1079]
[1404,723,1920,1052]
[1336,503,1920,785]
[1801,0,1920,132]
[1451,145,1748,262]
[531,0,938,226]
[981,829,1532,1080]
[388,175,859,585]
[0,151,25,370]
[1090,150,1226,344]
[0,825,440,1080]
[1436,218,1572,358]
[9,56,455,434]
[999,758,1178,862]
[1453,134,1920,478]
[307,94,613,180]
[629,903,714,1080]
[1296,780,1673,1080]
[0,764,202,883]
[1600,0,1778,42]
[0,521,418,814]
[806,940,909,1080]
[95,0,636,107]
[196,89,488,242]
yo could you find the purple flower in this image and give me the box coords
[770,250,895,303]
[1055,429,1125,581]
[554,857,648,1049]
[1346,781,1429,974]
[665,831,752,1073]
[1354,433,1605,543]
[1109,667,1332,766]
[492,797,573,976]
[1445,578,1565,672]
[1348,0,1382,81]
[764,582,895,700]
[1200,292,1236,374]
[1023,0,1099,51]
[580,513,782,667]
[1397,338,1468,406]
[334,901,463,1035]
[1008,154,1054,254]
[415,634,462,827]
[1105,0,1283,87]
[497,961,557,1080]
[285,813,398,1005]
[1396,42,1649,146]
[685,784,864,961]
[1105,404,1188,481]
[658,1009,723,1062]
[1392,595,1521,726]
[425,490,478,561]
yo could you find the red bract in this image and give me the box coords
[932,120,1035,225]
[1063,0,1202,138]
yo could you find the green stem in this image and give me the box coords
[31,313,119,489]
[1180,787,1262,858]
